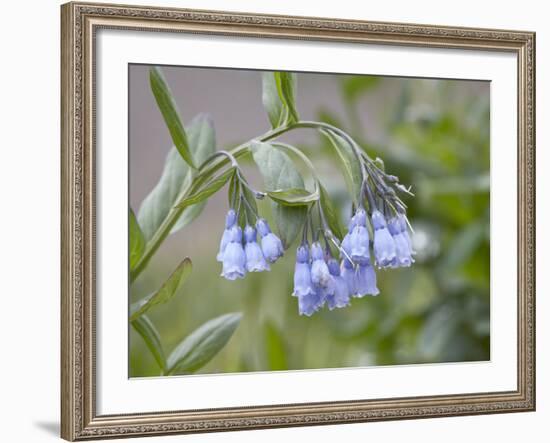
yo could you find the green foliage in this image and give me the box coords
[131,315,166,373]
[262,72,299,128]
[267,188,319,207]
[129,208,145,271]
[150,67,195,168]
[130,69,490,377]
[252,141,307,248]
[130,258,192,322]
[323,130,362,204]
[176,168,235,210]
[167,313,242,375]
[318,183,343,240]
[137,114,216,241]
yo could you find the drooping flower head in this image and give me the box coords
[216,209,237,262]
[298,291,324,317]
[398,213,414,255]
[293,244,315,298]
[220,225,246,280]
[340,258,357,296]
[325,258,351,310]
[388,215,413,268]
[310,242,332,289]
[244,225,270,272]
[348,208,370,265]
[256,218,284,263]
[293,244,325,316]
[355,262,379,297]
[372,210,396,268]
[341,208,361,259]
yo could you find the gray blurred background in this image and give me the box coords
[129,64,490,377]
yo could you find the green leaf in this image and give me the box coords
[175,168,234,209]
[262,72,285,128]
[130,258,192,321]
[150,67,195,168]
[275,72,299,124]
[251,142,307,248]
[323,130,362,204]
[265,322,288,370]
[262,72,299,128]
[129,208,145,271]
[167,313,242,375]
[267,188,319,206]
[171,114,218,233]
[319,183,343,239]
[228,172,238,207]
[131,315,166,372]
[138,114,216,240]
[238,180,259,227]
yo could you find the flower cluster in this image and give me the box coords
[292,208,414,316]
[217,209,284,280]
[292,242,354,316]
[343,208,414,270]
[212,136,414,317]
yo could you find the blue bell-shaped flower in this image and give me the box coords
[220,225,246,280]
[256,218,284,263]
[244,225,270,272]
[216,209,237,262]
[372,210,396,268]
[326,258,351,309]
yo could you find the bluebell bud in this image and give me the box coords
[256,218,284,263]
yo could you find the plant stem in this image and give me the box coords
[131,120,375,283]
[130,124,292,283]
[291,121,369,183]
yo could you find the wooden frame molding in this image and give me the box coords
[61,2,535,440]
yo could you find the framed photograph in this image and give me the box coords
[61,1,536,440]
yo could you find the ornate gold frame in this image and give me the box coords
[61,1,536,440]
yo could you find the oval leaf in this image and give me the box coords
[262,72,299,128]
[276,72,299,124]
[167,313,242,375]
[129,208,145,271]
[251,141,307,248]
[138,114,216,240]
[267,188,319,206]
[130,258,192,321]
[131,315,166,372]
[170,115,218,233]
[150,66,195,168]
[262,72,285,128]
[323,129,362,204]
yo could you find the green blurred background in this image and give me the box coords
[129,66,490,377]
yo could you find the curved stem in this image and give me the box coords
[200,150,239,170]
[130,124,293,283]
[131,120,391,283]
[236,170,266,199]
[271,142,320,195]
[291,121,368,184]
